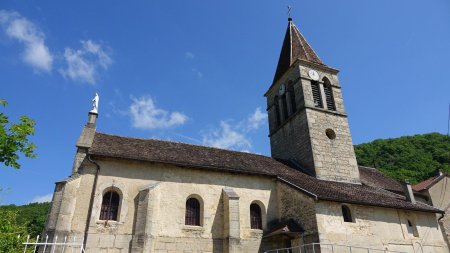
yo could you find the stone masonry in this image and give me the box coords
[267,60,360,184]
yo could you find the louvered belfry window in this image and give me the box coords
[100,191,120,221]
[185,198,201,226]
[274,97,281,127]
[323,84,336,111]
[288,83,297,114]
[311,81,323,108]
[250,203,262,229]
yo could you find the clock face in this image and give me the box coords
[308,70,320,81]
[278,84,286,95]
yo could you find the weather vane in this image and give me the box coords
[287,5,292,19]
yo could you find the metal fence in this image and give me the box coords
[22,234,85,253]
[264,243,408,253]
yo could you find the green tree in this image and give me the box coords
[355,133,450,184]
[0,99,36,169]
[0,211,28,252]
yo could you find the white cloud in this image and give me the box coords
[30,193,52,203]
[0,10,53,72]
[201,107,267,151]
[60,40,112,85]
[202,121,251,150]
[191,68,203,79]
[129,96,188,130]
[185,51,195,59]
[246,107,268,130]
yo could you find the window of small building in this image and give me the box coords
[185,198,201,226]
[323,77,336,111]
[250,203,263,229]
[311,81,323,108]
[100,191,120,221]
[287,81,297,114]
[342,205,353,222]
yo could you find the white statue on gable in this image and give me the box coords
[90,93,99,113]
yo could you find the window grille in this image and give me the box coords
[311,81,323,108]
[323,84,336,111]
[342,205,352,222]
[100,191,120,221]
[250,203,262,229]
[185,198,201,226]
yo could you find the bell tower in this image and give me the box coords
[265,18,360,184]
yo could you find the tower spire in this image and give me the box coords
[272,18,325,84]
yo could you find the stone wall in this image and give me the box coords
[315,201,449,253]
[47,158,281,253]
[277,182,318,244]
[267,61,360,184]
[426,176,450,246]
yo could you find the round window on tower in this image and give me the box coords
[325,128,336,140]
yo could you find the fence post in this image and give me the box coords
[43,234,49,253]
[23,235,30,253]
[34,235,40,253]
[71,236,76,253]
[79,236,84,253]
[62,236,67,253]
[51,235,57,253]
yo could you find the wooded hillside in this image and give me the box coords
[355,132,450,184]
[0,202,51,237]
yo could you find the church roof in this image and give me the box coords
[359,166,404,193]
[89,132,442,214]
[413,173,447,192]
[272,18,325,84]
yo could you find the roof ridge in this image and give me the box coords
[95,132,273,160]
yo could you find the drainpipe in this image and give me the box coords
[83,155,100,250]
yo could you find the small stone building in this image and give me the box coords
[413,172,450,246]
[44,18,449,253]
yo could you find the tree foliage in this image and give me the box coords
[0,210,28,252]
[0,202,51,238]
[355,132,450,184]
[0,99,37,169]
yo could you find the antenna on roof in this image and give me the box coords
[447,103,450,137]
[287,5,292,20]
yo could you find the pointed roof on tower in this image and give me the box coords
[272,18,325,84]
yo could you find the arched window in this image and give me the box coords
[311,81,323,108]
[274,96,281,127]
[323,77,336,111]
[342,205,352,222]
[250,203,262,229]
[100,191,120,221]
[185,198,201,226]
[287,82,296,114]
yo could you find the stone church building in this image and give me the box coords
[44,18,449,253]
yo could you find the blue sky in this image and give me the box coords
[0,1,449,205]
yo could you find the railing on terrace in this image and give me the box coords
[264,243,408,253]
[21,234,85,253]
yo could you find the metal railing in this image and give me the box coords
[264,243,408,253]
[22,234,85,253]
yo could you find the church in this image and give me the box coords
[44,17,449,253]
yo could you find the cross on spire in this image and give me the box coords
[287,5,292,20]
